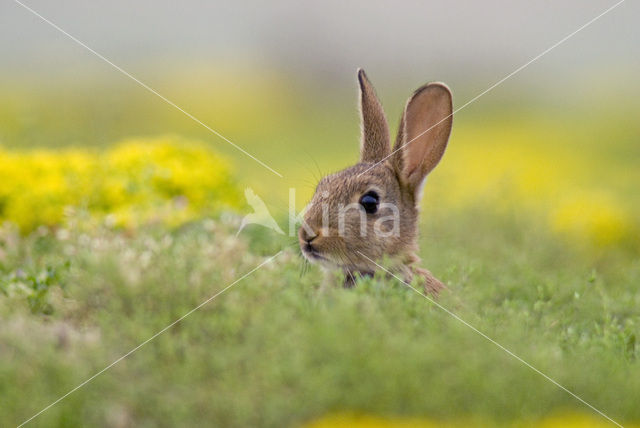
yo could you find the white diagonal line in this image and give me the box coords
[13,0,283,178]
[357,251,623,428]
[17,251,284,428]
[360,0,625,176]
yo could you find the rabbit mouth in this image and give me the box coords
[302,244,364,272]
[301,243,330,263]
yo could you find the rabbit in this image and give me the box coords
[298,69,453,295]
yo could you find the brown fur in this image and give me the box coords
[358,69,391,163]
[299,69,453,295]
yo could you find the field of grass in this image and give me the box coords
[1,69,639,427]
[2,210,639,427]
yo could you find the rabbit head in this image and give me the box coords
[299,69,453,293]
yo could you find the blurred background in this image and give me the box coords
[1,1,639,427]
[1,0,639,247]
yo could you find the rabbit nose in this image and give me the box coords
[299,228,318,244]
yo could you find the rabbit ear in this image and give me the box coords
[392,82,452,197]
[358,69,391,163]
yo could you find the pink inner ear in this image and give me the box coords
[401,84,452,191]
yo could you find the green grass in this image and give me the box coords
[1,207,638,428]
[1,70,639,427]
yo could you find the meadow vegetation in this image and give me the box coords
[0,138,242,232]
[0,70,638,427]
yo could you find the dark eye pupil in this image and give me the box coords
[359,191,379,214]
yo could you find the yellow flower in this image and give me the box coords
[550,191,634,247]
[0,137,242,232]
[424,121,638,251]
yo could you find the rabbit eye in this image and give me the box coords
[359,191,379,214]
